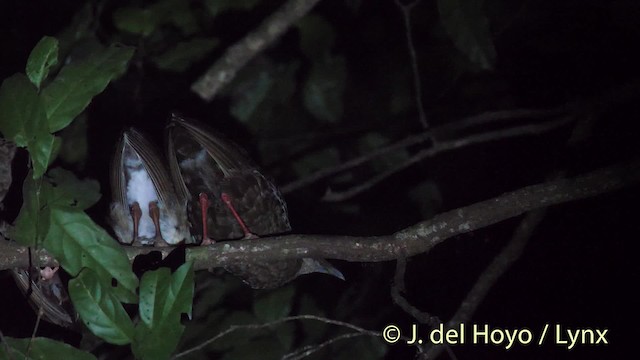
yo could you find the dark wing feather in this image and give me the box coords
[11,269,77,328]
[169,114,255,175]
[166,125,190,201]
[110,132,128,208]
[124,129,181,207]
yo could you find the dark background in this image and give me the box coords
[1,0,639,359]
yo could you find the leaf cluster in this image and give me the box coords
[0,36,193,360]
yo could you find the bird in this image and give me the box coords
[165,113,343,289]
[11,266,78,328]
[109,128,190,246]
[1,138,76,327]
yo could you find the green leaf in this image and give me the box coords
[43,208,138,301]
[42,44,134,132]
[152,38,219,72]
[0,74,57,178]
[299,294,328,344]
[191,277,231,319]
[133,262,194,360]
[26,36,59,89]
[133,321,181,360]
[11,176,40,247]
[0,337,97,360]
[229,70,272,122]
[11,168,100,247]
[253,285,295,322]
[58,113,89,168]
[275,322,295,352]
[150,0,200,36]
[54,3,96,66]
[68,268,135,345]
[227,60,300,134]
[138,261,193,324]
[168,261,195,319]
[45,167,101,210]
[204,0,260,16]
[114,0,200,38]
[113,7,158,36]
[138,268,171,326]
[303,55,346,123]
[297,15,335,59]
[30,134,60,179]
[438,0,496,70]
[0,74,38,147]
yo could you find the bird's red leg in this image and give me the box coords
[130,202,142,245]
[221,193,257,239]
[199,193,215,245]
[149,201,169,247]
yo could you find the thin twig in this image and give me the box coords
[26,309,43,358]
[191,0,322,101]
[280,106,571,194]
[282,332,371,360]
[0,329,15,360]
[391,257,437,326]
[172,314,380,359]
[434,106,570,135]
[423,208,547,358]
[322,115,573,201]
[281,131,430,194]
[395,0,428,128]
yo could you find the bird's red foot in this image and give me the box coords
[130,201,142,245]
[221,193,257,239]
[199,193,215,245]
[149,201,169,247]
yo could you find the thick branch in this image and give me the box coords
[191,0,321,101]
[0,240,58,269]
[1,160,638,271]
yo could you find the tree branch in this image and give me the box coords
[172,314,381,359]
[280,106,572,195]
[321,115,573,201]
[191,0,321,101]
[395,0,428,128]
[423,208,548,359]
[0,240,58,269]
[1,160,638,271]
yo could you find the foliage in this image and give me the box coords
[0,337,97,360]
[0,0,557,359]
[0,33,195,360]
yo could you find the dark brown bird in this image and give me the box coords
[165,114,343,288]
[109,128,190,246]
